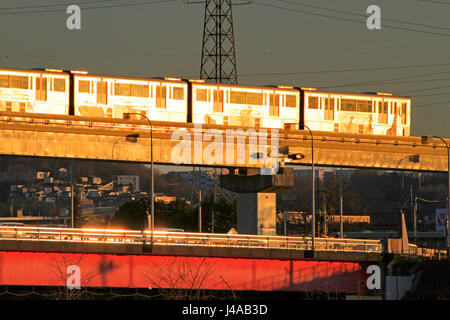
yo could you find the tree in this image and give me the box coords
[111,199,149,230]
[110,196,237,233]
[74,196,103,228]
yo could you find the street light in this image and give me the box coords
[421,135,450,260]
[123,113,154,248]
[302,125,315,251]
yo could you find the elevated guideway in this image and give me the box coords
[0,112,447,172]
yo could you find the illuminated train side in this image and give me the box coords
[0,67,411,136]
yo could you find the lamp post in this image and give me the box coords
[123,113,154,247]
[421,135,450,260]
[70,159,74,228]
[303,125,315,251]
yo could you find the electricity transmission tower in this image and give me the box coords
[186,0,249,83]
[184,0,247,232]
[200,0,238,84]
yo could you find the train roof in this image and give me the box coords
[0,67,71,77]
[189,81,300,93]
[300,87,411,100]
[72,73,188,85]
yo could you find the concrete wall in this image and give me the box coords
[237,193,276,235]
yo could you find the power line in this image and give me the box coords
[411,92,450,98]
[240,62,450,77]
[277,0,450,32]
[321,77,450,91]
[0,0,176,15]
[413,99,450,108]
[253,1,450,38]
[419,0,450,5]
[320,70,450,89]
[397,85,450,94]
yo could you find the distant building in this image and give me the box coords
[92,177,102,185]
[87,190,101,199]
[99,181,114,191]
[113,175,140,192]
[36,171,48,180]
[58,168,69,180]
[155,195,176,204]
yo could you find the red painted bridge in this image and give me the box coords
[0,251,371,293]
[0,227,384,294]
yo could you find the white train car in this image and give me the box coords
[0,68,69,115]
[302,89,411,136]
[191,82,300,130]
[73,73,188,122]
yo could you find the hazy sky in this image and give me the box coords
[1,0,450,137]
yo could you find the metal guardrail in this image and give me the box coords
[0,226,383,253]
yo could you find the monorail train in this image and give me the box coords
[0,67,411,136]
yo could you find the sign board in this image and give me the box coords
[435,208,448,232]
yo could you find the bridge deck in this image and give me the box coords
[0,112,447,171]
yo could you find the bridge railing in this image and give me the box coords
[0,226,384,253]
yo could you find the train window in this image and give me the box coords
[79,80,90,93]
[172,87,184,100]
[325,98,335,110]
[156,85,166,108]
[324,98,334,120]
[308,96,319,109]
[285,95,297,107]
[9,76,29,89]
[269,93,280,107]
[378,102,388,124]
[358,125,364,134]
[54,79,66,92]
[334,123,339,132]
[131,84,149,97]
[246,92,263,105]
[114,83,131,96]
[97,82,108,105]
[230,91,245,104]
[0,75,8,88]
[196,89,208,102]
[356,100,371,113]
[401,103,407,125]
[341,99,356,111]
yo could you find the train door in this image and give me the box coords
[36,76,47,101]
[97,81,108,105]
[156,85,166,108]
[213,89,224,113]
[269,93,279,117]
[400,102,407,125]
[378,101,388,124]
[324,97,334,120]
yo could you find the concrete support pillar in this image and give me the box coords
[237,193,277,235]
[221,167,293,236]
